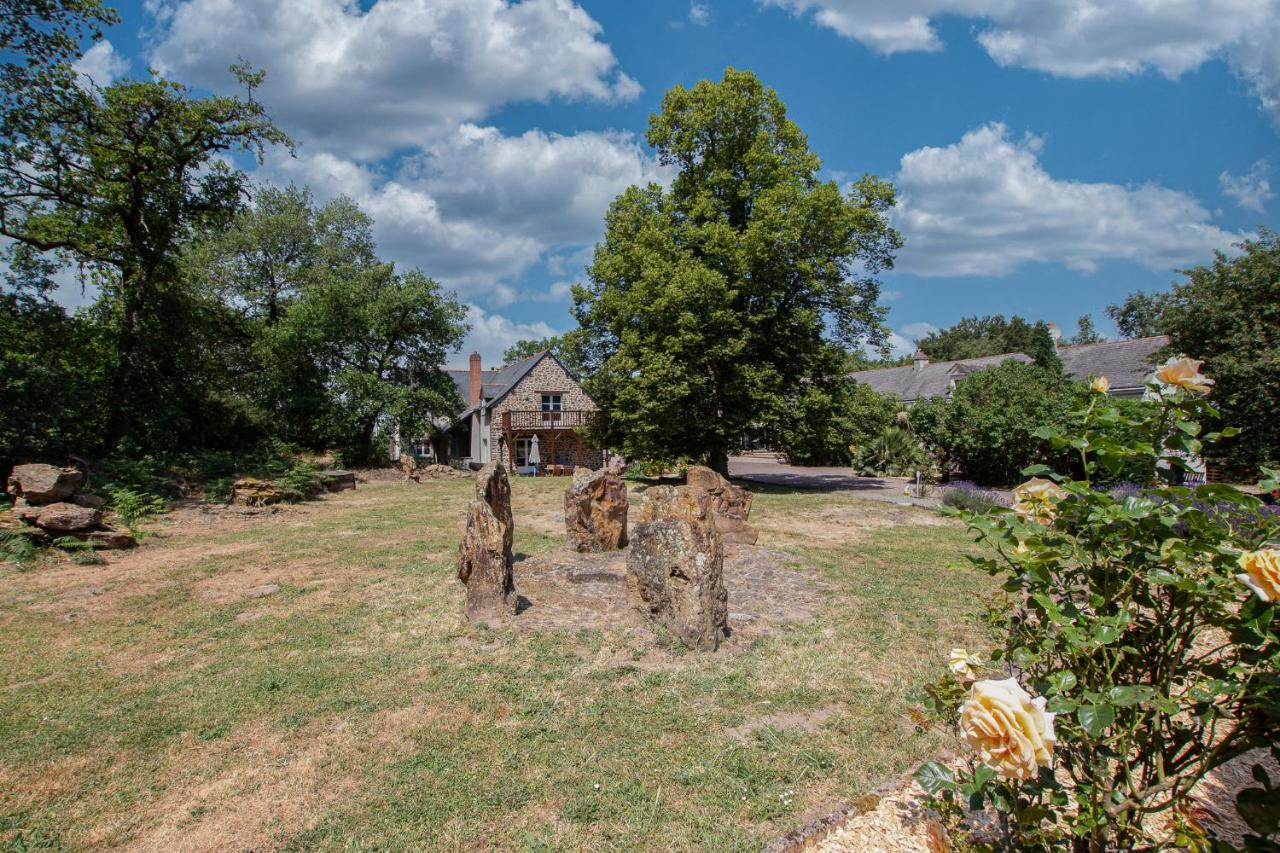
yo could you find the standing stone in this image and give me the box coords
[627,517,729,651]
[7,464,84,505]
[644,469,760,546]
[564,467,628,552]
[457,462,518,619]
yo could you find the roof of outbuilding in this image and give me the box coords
[848,335,1170,401]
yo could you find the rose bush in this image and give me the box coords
[914,362,1280,851]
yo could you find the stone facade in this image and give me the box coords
[487,355,603,470]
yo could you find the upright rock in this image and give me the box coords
[457,462,518,619]
[627,516,729,651]
[643,467,759,546]
[7,464,84,505]
[564,466,628,552]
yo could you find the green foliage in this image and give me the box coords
[103,486,166,532]
[916,315,1063,371]
[1070,314,1104,345]
[573,68,900,474]
[0,529,42,571]
[773,374,900,466]
[1109,229,1280,471]
[911,360,1076,486]
[917,384,1280,850]
[273,462,326,503]
[853,426,928,477]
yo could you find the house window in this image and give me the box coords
[541,394,562,413]
[514,438,531,467]
[413,441,433,460]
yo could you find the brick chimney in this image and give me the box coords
[468,352,482,405]
[913,349,929,373]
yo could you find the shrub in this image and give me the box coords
[0,529,41,571]
[273,462,326,502]
[915,362,1280,850]
[939,481,1008,513]
[104,486,167,532]
[775,379,899,466]
[854,426,928,477]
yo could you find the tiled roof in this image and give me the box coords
[1057,336,1170,391]
[849,353,1032,402]
[848,335,1170,401]
[450,352,547,418]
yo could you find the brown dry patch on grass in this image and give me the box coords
[726,703,849,745]
[752,497,954,547]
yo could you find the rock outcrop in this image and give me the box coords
[626,515,729,651]
[7,464,83,504]
[684,465,758,545]
[319,470,356,492]
[230,478,284,507]
[5,463,135,549]
[564,466,628,552]
[457,462,518,619]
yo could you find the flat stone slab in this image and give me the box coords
[503,543,826,648]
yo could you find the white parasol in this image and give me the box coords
[528,434,540,465]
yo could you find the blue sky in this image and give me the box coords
[73,0,1279,364]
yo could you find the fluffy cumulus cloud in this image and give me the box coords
[262,124,670,296]
[452,304,563,368]
[73,40,130,85]
[763,0,1280,123]
[148,0,641,157]
[891,123,1241,276]
[1219,160,1275,213]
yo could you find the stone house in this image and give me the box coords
[390,350,603,474]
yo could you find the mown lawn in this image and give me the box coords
[0,477,992,851]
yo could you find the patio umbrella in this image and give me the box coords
[528,434,540,465]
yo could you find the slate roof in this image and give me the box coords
[849,336,1170,402]
[1057,336,1170,392]
[447,351,549,419]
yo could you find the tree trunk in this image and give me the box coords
[707,444,730,477]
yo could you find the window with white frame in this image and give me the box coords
[541,393,562,413]
[514,437,531,466]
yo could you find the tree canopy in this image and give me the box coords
[572,68,900,473]
[1108,230,1280,470]
[915,314,1062,372]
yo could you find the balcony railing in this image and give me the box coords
[502,409,598,431]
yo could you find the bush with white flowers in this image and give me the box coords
[915,357,1280,851]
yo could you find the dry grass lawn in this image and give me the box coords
[0,476,992,851]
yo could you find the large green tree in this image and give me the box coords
[501,333,588,380]
[0,54,288,445]
[1108,230,1280,470]
[573,69,900,473]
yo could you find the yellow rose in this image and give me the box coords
[948,648,982,680]
[1153,356,1214,395]
[1012,541,1029,556]
[1090,376,1110,394]
[961,677,1056,781]
[1012,478,1066,522]
[1237,549,1280,603]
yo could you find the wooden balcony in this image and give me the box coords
[501,409,598,432]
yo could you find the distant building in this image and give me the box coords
[848,336,1171,404]
[390,350,603,474]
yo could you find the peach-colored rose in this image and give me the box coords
[961,678,1056,781]
[1012,478,1067,522]
[1090,376,1110,394]
[1236,549,1280,603]
[1153,356,1214,395]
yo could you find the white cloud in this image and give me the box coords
[689,3,711,25]
[1219,160,1275,213]
[262,124,670,298]
[148,0,641,158]
[900,321,938,340]
[763,0,1280,123]
[72,40,130,85]
[450,304,562,368]
[892,122,1241,276]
